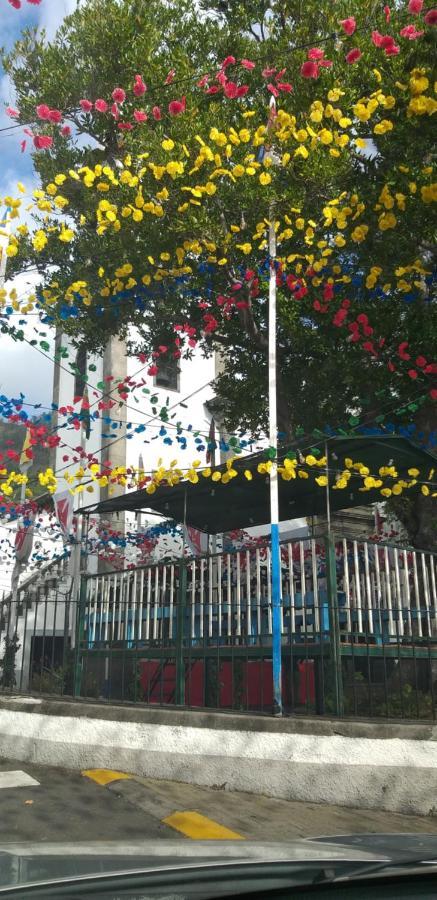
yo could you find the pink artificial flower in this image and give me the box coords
[241,58,255,69]
[276,81,293,92]
[346,48,362,63]
[205,85,220,94]
[133,74,147,96]
[36,104,50,119]
[94,98,108,112]
[110,103,120,119]
[307,47,324,59]
[33,135,53,150]
[384,5,391,23]
[48,108,62,123]
[7,0,21,8]
[133,109,148,122]
[197,74,209,87]
[20,140,26,152]
[224,81,238,98]
[152,105,162,120]
[236,84,249,96]
[400,24,424,38]
[112,87,126,103]
[385,41,400,54]
[6,107,19,117]
[117,121,133,130]
[267,83,279,97]
[262,66,276,77]
[424,9,437,24]
[164,69,175,84]
[60,125,71,136]
[408,0,423,13]
[221,55,236,68]
[372,30,383,46]
[79,99,93,112]
[168,96,186,115]
[301,60,319,78]
[319,58,333,67]
[27,0,43,4]
[217,69,227,86]
[340,16,356,35]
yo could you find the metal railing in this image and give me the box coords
[1,536,436,720]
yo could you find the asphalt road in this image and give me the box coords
[1,758,437,844]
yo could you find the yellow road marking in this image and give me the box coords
[163,810,245,841]
[82,769,133,786]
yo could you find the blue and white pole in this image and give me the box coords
[268,202,282,716]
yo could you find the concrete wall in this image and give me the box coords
[0,698,436,817]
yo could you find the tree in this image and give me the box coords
[2,0,437,547]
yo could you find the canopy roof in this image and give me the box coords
[82,436,436,535]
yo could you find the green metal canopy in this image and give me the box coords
[83,435,437,535]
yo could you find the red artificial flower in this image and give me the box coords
[224,80,238,98]
[6,107,19,117]
[319,59,333,67]
[164,69,176,84]
[118,121,133,130]
[424,9,437,24]
[112,87,126,103]
[385,41,400,54]
[48,108,62,123]
[133,74,147,96]
[384,5,391,23]
[308,47,325,59]
[407,369,418,379]
[430,389,437,400]
[94,98,108,112]
[276,81,293,92]
[267,82,279,97]
[197,74,209,87]
[236,84,249,96]
[206,85,220,94]
[8,0,21,8]
[33,134,53,149]
[398,342,410,359]
[133,109,147,122]
[20,140,26,152]
[79,99,93,112]
[221,55,236,68]
[340,16,356,35]
[168,96,186,115]
[416,355,427,367]
[400,24,424,38]
[110,103,120,119]
[36,104,50,119]
[346,48,362,63]
[152,105,162,120]
[262,66,276,78]
[241,58,255,69]
[60,125,71,136]
[27,0,43,4]
[301,60,319,78]
[408,0,423,12]
[371,30,383,46]
[147,365,158,376]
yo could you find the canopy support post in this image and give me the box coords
[268,204,282,717]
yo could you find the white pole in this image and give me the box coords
[268,204,282,716]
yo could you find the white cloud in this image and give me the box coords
[37,0,78,39]
[0,270,54,408]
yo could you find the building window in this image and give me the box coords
[154,362,180,392]
[73,347,87,399]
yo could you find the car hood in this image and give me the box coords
[0,833,436,890]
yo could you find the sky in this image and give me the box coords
[1,0,77,407]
